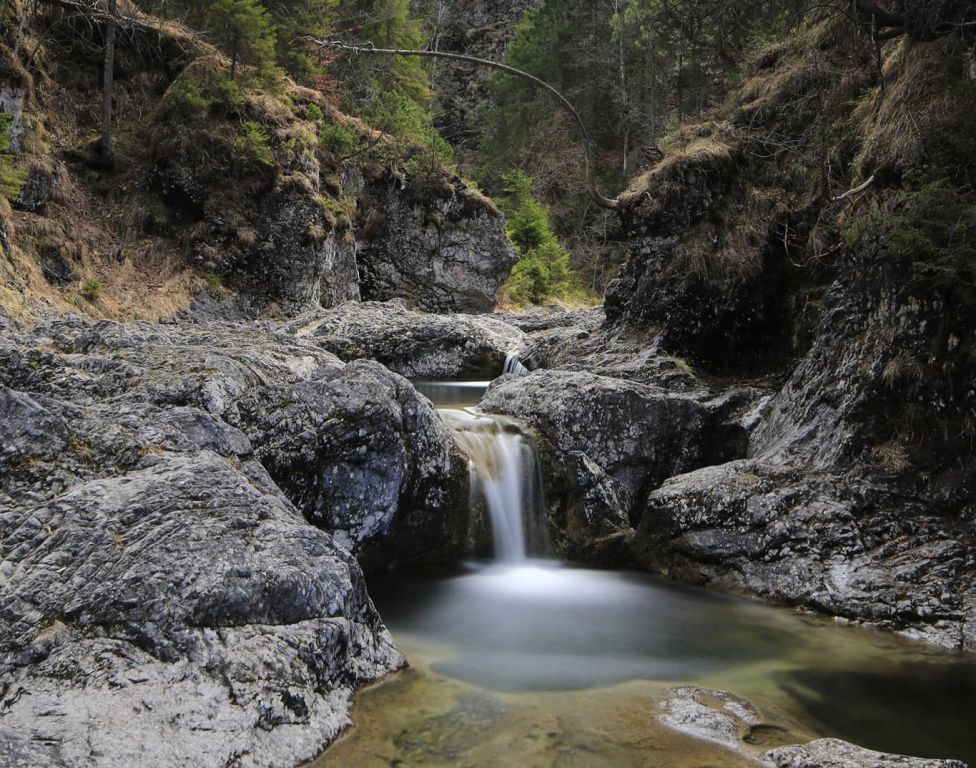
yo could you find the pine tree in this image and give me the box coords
[204,0,278,80]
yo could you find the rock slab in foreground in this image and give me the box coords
[765,739,967,768]
[0,315,477,767]
[0,452,403,768]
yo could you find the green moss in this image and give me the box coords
[0,112,26,199]
[235,121,274,168]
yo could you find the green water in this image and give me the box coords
[319,563,976,767]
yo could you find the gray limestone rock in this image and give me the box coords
[355,181,517,313]
[480,369,708,553]
[764,739,968,768]
[290,300,527,378]
[636,460,974,651]
[0,314,477,766]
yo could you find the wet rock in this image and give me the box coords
[657,686,764,752]
[290,300,527,379]
[658,688,968,768]
[636,460,974,650]
[355,180,517,313]
[481,370,708,549]
[764,739,968,768]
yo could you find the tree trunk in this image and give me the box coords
[99,0,117,163]
[13,0,30,57]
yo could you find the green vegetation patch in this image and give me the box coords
[0,112,27,200]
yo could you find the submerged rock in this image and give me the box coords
[290,300,527,379]
[657,687,968,768]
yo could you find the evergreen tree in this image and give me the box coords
[203,0,278,80]
[331,0,446,157]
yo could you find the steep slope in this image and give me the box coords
[0,0,515,321]
[600,13,976,647]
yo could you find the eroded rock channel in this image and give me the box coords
[1,299,974,767]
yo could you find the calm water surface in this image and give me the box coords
[320,562,976,767]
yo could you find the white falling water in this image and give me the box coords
[440,409,545,562]
[503,353,530,377]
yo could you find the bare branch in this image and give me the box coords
[831,174,876,202]
[309,39,622,210]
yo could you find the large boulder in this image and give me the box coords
[0,451,403,768]
[636,460,974,650]
[0,316,471,569]
[290,300,527,378]
[0,314,480,765]
[480,369,708,557]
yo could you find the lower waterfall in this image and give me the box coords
[440,409,547,562]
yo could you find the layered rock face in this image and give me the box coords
[353,179,518,313]
[0,314,473,766]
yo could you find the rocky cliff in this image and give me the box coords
[600,15,975,648]
[0,0,515,322]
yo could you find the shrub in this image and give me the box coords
[305,103,324,122]
[167,79,211,118]
[497,170,586,306]
[319,122,357,158]
[80,279,101,302]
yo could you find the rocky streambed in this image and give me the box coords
[1,300,973,767]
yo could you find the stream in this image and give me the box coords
[319,380,976,767]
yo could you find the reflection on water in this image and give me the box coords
[336,562,976,767]
[414,380,491,408]
[371,561,781,691]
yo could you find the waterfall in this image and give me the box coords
[503,353,530,377]
[441,410,546,562]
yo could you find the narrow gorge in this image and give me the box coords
[1,1,975,767]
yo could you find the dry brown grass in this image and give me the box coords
[854,36,976,182]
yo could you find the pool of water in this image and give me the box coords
[413,380,491,408]
[320,380,976,767]
[321,562,976,767]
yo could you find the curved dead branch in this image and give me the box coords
[311,39,621,211]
